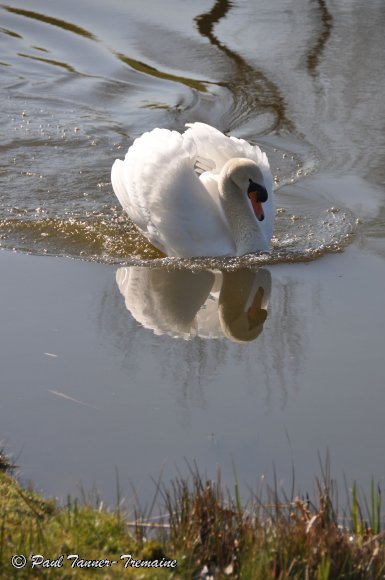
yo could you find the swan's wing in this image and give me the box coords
[111,128,234,257]
[185,122,273,191]
[194,155,216,176]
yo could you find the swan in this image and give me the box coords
[111,122,274,257]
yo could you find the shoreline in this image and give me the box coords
[1,451,384,578]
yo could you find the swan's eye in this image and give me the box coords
[248,179,268,203]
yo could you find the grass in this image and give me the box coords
[0,450,384,578]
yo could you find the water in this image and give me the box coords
[1,0,385,505]
[0,0,357,264]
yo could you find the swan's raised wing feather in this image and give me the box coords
[111,128,234,257]
[185,122,272,193]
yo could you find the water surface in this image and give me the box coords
[1,0,385,504]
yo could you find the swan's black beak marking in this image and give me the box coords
[247,179,268,222]
[248,179,268,203]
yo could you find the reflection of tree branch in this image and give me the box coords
[307,0,333,75]
[194,0,291,132]
[117,52,209,93]
[2,5,96,40]
[195,0,233,47]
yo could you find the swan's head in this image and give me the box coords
[220,158,269,223]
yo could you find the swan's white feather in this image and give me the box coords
[111,122,273,257]
[185,123,272,186]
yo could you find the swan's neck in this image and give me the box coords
[220,179,268,255]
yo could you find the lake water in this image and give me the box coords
[1,0,385,506]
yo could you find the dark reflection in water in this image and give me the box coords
[0,26,21,39]
[195,0,233,40]
[306,0,333,75]
[115,267,271,342]
[17,52,77,74]
[194,0,290,131]
[2,5,97,40]
[116,52,208,93]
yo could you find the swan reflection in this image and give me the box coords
[116,267,271,342]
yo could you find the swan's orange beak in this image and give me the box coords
[248,190,265,221]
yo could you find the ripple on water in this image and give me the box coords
[1,1,356,269]
[0,100,355,268]
[0,200,356,269]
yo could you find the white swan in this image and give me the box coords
[111,122,274,257]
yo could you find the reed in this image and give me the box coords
[0,453,384,578]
